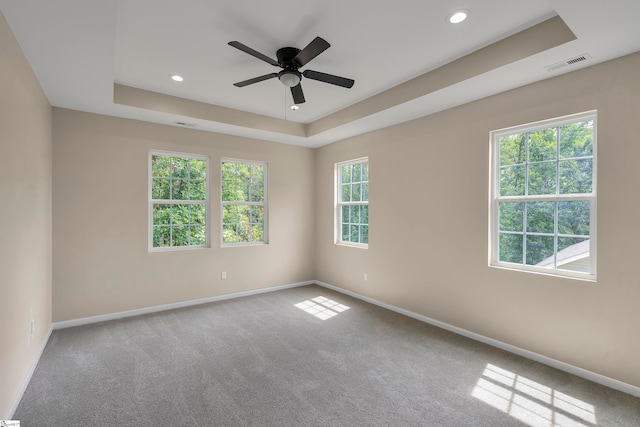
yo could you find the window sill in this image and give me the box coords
[489,263,596,283]
[336,242,368,249]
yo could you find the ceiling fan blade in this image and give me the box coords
[293,36,330,67]
[303,69,354,88]
[233,73,279,87]
[291,84,306,104]
[228,41,279,67]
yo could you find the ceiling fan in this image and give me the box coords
[228,36,355,105]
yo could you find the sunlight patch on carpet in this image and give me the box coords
[295,296,350,320]
[472,363,597,427]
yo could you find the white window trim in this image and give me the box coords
[220,158,268,247]
[335,157,369,248]
[148,150,211,252]
[489,111,597,281]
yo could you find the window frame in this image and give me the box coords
[220,158,268,247]
[148,150,211,252]
[335,157,369,248]
[489,111,597,281]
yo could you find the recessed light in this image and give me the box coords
[290,105,300,111]
[448,10,468,24]
[170,74,184,82]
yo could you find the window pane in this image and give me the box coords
[172,204,189,225]
[342,184,351,202]
[526,202,555,234]
[237,206,251,242]
[152,155,171,177]
[236,182,249,201]
[236,163,250,183]
[190,180,206,200]
[188,159,206,179]
[526,235,554,266]
[557,237,590,273]
[362,182,369,201]
[342,224,350,241]
[190,226,206,245]
[341,165,351,183]
[500,165,525,196]
[350,205,361,224]
[153,204,171,225]
[353,163,362,182]
[362,225,369,244]
[527,162,556,195]
[172,226,189,246]
[190,204,206,225]
[250,205,264,225]
[528,127,557,162]
[171,178,188,200]
[362,205,369,224]
[499,202,523,232]
[252,224,264,242]
[560,121,593,158]
[559,159,592,194]
[222,183,236,202]
[153,226,170,247]
[223,204,237,224]
[222,224,237,244]
[362,162,369,181]
[171,157,189,179]
[558,201,590,236]
[237,222,251,243]
[499,233,523,264]
[500,134,526,166]
[222,163,237,183]
[350,224,359,242]
[251,164,264,185]
[342,205,350,224]
[152,178,170,199]
[352,184,362,202]
[250,182,264,202]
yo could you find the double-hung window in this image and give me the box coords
[149,151,209,250]
[221,159,267,245]
[336,158,369,247]
[490,111,596,280]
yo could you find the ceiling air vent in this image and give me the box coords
[175,121,197,127]
[545,54,592,72]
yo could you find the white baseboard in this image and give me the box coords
[8,325,53,419]
[315,280,640,398]
[53,280,313,330]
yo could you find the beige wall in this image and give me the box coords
[315,52,640,388]
[52,109,316,321]
[0,12,53,418]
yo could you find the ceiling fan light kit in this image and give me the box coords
[228,36,354,104]
[278,70,301,87]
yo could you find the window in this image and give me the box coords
[221,159,267,245]
[149,151,209,250]
[490,111,596,279]
[336,158,369,247]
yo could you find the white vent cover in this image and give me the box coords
[545,54,592,72]
[175,121,197,127]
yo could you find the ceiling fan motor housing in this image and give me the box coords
[276,47,302,69]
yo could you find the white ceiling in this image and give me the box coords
[1,0,639,147]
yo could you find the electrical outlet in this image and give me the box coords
[221,271,227,280]
[364,273,368,281]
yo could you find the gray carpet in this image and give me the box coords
[14,285,640,426]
